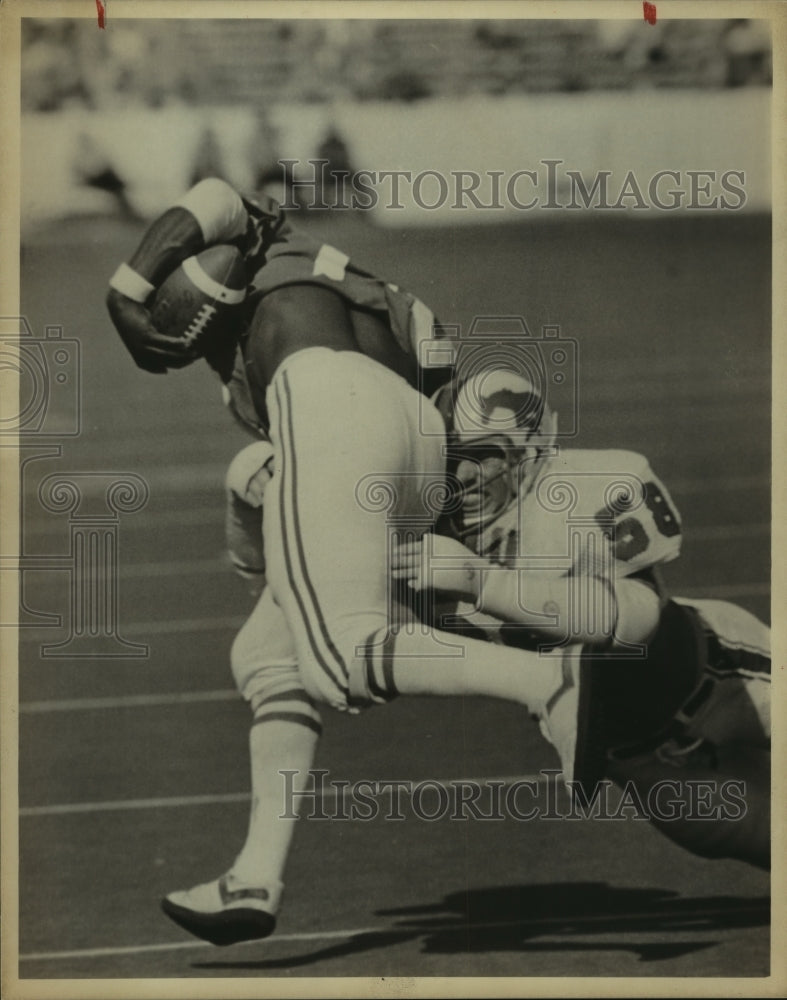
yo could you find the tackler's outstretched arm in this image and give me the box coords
[393,533,661,649]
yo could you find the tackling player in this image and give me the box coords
[394,370,771,870]
[106,179,595,945]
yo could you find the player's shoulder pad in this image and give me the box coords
[560,448,650,477]
[559,449,661,499]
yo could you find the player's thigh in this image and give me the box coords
[267,351,424,579]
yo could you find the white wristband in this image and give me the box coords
[109,263,155,304]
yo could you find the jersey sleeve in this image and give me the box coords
[173,180,288,271]
[599,454,682,576]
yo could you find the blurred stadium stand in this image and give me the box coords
[20,18,772,227]
[21,18,772,112]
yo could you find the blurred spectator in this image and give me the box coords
[22,15,773,115]
[249,108,287,190]
[21,21,90,110]
[190,127,229,187]
[72,131,140,219]
[313,125,356,206]
[723,20,772,87]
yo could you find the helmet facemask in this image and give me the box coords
[442,371,558,540]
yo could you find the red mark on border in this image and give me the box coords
[643,2,657,25]
[96,0,106,29]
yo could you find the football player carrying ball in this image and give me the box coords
[107,179,605,945]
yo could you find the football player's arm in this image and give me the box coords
[477,566,618,647]
[394,534,660,648]
[479,563,662,648]
[225,440,275,597]
[106,179,250,372]
[611,574,662,647]
[392,535,602,643]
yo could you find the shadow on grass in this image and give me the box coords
[191,881,769,971]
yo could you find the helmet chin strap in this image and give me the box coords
[450,450,536,540]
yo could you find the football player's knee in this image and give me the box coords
[295,621,398,711]
[294,663,339,709]
[346,625,400,708]
[230,624,297,702]
[287,641,344,709]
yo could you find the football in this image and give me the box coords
[149,244,248,353]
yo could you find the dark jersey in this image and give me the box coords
[220,193,455,438]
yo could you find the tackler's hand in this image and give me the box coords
[392,533,487,602]
[225,442,275,597]
[106,288,199,374]
[226,441,275,508]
